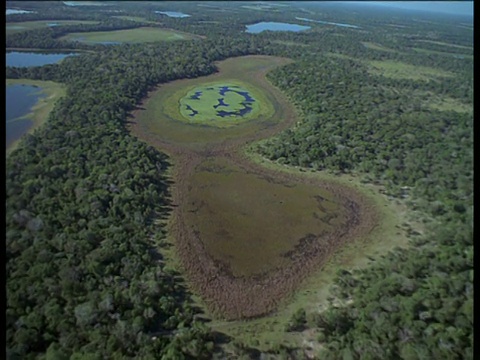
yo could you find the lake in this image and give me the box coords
[154,11,191,18]
[245,22,311,33]
[63,1,109,6]
[295,17,360,29]
[6,84,46,149]
[6,9,35,15]
[6,51,79,67]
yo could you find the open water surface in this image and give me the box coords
[6,51,79,67]
[6,9,35,15]
[155,11,191,18]
[6,84,46,149]
[245,22,311,33]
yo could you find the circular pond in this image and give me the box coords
[180,84,258,121]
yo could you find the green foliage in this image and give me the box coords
[6,1,473,358]
[286,308,307,332]
[6,15,265,360]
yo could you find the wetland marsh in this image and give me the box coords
[130,55,377,319]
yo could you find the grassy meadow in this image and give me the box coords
[204,150,425,350]
[59,27,200,44]
[184,157,346,278]
[367,60,454,81]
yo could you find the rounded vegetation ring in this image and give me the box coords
[165,80,275,128]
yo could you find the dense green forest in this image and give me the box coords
[6,1,473,359]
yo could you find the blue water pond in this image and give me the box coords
[155,11,191,18]
[245,22,311,33]
[6,84,46,149]
[6,51,80,67]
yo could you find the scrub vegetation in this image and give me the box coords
[5,0,472,359]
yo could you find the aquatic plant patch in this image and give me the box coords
[179,83,260,122]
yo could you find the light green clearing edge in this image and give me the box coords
[163,80,275,128]
[6,79,66,156]
[326,52,471,113]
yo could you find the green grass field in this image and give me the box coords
[59,27,200,44]
[6,20,99,34]
[6,79,66,155]
[361,41,401,54]
[273,40,309,47]
[411,47,473,60]
[415,39,473,50]
[416,91,473,113]
[368,60,454,81]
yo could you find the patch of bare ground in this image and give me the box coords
[128,55,378,320]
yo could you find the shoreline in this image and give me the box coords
[6,79,65,156]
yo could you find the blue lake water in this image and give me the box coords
[63,1,108,6]
[155,11,191,18]
[6,9,35,15]
[295,17,360,29]
[6,51,79,67]
[245,22,311,33]
[6,84,46,149]
[6,25,26,31]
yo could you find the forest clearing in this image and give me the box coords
[130,55,379,319]
[59,26,200,44]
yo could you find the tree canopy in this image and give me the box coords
[6,1,473,358]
